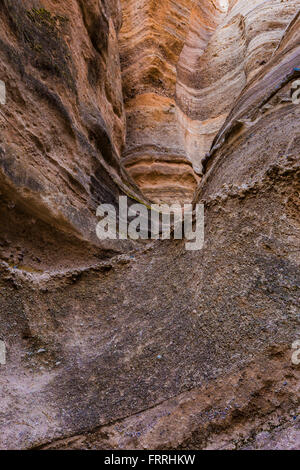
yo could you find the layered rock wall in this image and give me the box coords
[121,0,300,201]
[120,0,199,203]
[0,0,146,267]
[0,0,299,451]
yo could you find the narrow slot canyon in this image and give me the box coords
[0,0,299,451]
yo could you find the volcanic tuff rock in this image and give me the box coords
[0,0,299,450]
[0,0,148,258]
[121,0,300,202]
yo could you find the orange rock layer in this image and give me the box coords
[120,0,299,202]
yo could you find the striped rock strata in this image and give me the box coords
[121,0,299,202]
[0,0,147,265]
[0,0,299,451]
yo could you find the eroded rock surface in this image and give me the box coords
[0,0,147,259]
[121,0,300,201]
[0,0,299,450]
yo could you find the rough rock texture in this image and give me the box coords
[121,0,300,201]
[0,0,299,451]
[0,0,147,258]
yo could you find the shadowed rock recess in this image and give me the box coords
[0,0,299,450]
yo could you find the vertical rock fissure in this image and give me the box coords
[119,0,230,203]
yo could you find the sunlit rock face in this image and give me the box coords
[0,0,146,259]
[121,0,299,201]
[0,0,299,451]
[119,0,227,202]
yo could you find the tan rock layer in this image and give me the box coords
[121,0,299,199]
[0,0,147,255]
[0,0,299,451]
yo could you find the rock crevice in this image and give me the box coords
[0,0,299,450]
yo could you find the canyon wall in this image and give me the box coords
[0,0,299,450]
[121,0,300,202]
[0,0,147,265]
[119,0,199,203]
